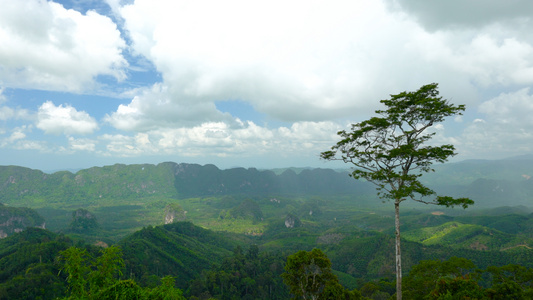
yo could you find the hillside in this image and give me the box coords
[0,204,45,238]
[118,221,245,288]
[0,163,371,206]
[1,159,533,298]
[402,221,533,251]
[0,228,72,298]
[2,158,533,212]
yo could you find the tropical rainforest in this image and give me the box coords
[1,157,533,299]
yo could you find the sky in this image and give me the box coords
[1,0,533,172]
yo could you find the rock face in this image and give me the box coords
[0,203,45,238]
[284,213,302,228]
[69,208,99,233]
[164,204,187,224]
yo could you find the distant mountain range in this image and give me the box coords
[1,157,533,208]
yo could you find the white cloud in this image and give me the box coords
[104,83,229,131]
[3,0,533,168]
[0,88,30,120]
[405,29,533,88]
[0,0,127,92]
[68,137,97,152]
[459,88,533,158]
[36,101,99,135]
[1,126,27,147]
[98,120,342,160]
[478,88,533,126]
[14,140,47,151]
[100,133,152,156]
[388,0,533,31]
[111,0,532,129]
[115,0,457,124]
[0,126,47,151]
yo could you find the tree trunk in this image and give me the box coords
[395,200,402,300]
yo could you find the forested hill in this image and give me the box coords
[0,163,373,206]
[2,157,533,208]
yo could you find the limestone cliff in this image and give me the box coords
[69,208,99,233]
[0,203,45,238]
[284,213,302,228]
[164,203,187,224]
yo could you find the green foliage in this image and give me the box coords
[59,245,186,300]
[321,83,472,207]
[118,222,239,288]
[402,257,533,299]
[0,205,45,237]
[164,203,187,223]
[145,276,186,300]
[321,83,472,299]
[403,257,476,299]
[485,264,533,299]
[282,248,348,299]
[0,229,70,299]
[59,247,91,298]
[58,246,127,298]
[320,280,363,300]
[68,208,99,233]
[187,245,289,299]
[401,220,533,251]
[2,212,533,299]
[5,158,533,299]
[95,279,144,300]
[90,246,125,293]
[427,276,485,299]
[228,199,264,221]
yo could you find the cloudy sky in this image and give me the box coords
[1,0,533,171]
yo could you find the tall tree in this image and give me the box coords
[282,248,337,300]
[320,83,473,299]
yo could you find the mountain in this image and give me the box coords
[118,221,244,288]
[0,163,371,207]
[402,221,533,251]
[0,204,46,238]
[0,163,179,206]
[2,158,533,212]
[0,228,72,298]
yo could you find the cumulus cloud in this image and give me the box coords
[0,126,47,151]
[1,126,26,147]
[113,0,460,125]
[36,101,99,135]
[68,137,97,152]
[0,0,127,92]
[478,88,533,126]
[99,120,342,159]
[460,88,533,158]
[3,0,533,167]
[388,0,533,31]
[108,0,532,132]
[0,88,30,120]
[104,83,230,131]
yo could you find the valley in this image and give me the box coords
[1,158,533,298]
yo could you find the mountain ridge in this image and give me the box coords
[2,158,533,209]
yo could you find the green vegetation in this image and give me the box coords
[58,245,186,299]
[0,204,45,238]
[282,248,362,299]
[321,83,473,299]
[0,228,71,299]
[68,208,100,233]
[1,160,533,298]
[187,245,289,299]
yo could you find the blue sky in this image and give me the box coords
[1,0,533,172]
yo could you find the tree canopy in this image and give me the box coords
[321,83,472,208]
[321,83,473,299]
